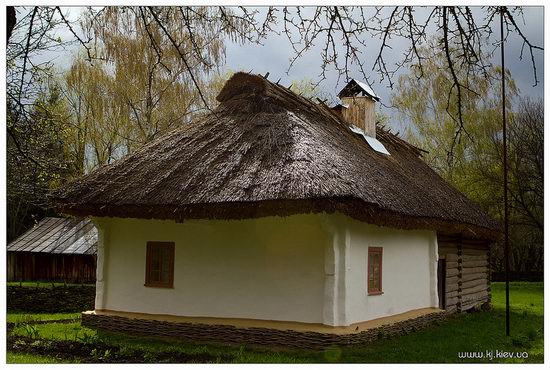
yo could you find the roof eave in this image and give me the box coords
[53,198,502,242]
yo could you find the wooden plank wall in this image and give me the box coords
[341,96,376,136]
[438,235,490,313]
[7,252,96,283]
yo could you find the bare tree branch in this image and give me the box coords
[147,6,211,111]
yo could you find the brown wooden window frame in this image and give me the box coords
[367,247,383,295]
[145,241,175,288]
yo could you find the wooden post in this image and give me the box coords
[486,241,492,304]
[500,7,511,337]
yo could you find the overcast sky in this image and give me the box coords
[31,6,544,130]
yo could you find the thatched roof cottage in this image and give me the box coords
[52,72,499,347]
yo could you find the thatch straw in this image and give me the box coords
[50,72,501,241]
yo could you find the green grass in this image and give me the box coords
[7,312,81,323]
[339,281,544,363]
[12,321,96,342]
[7,352,78,364]
[94,330,318,363]
[7,282,543,363]
[492,281,543,315]
[7,281,95,288]
[10,322,315,363]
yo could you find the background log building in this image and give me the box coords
[7,217,97,283]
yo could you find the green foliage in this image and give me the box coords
[392,46,517,193]
[323,345,343,362]
[526,327,538,342]
[7,84,74,243]
[90,348,112,361]
[22,324,40,339]
[57,7,254,174]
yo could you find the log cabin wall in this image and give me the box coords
[7,251,96,283]
[437,235,491,313]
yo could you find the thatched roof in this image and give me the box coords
[51,72,500,240]
[7,217,97,255]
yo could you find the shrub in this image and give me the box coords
[526,327,538,341]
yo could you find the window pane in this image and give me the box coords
[151,269,160,282]
[368,250,382,292]
[160,247,169,271]
[147,242,174,286]
[161,270,169,282]
[152,249,160,270]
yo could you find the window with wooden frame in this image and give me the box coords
[145,241,175,288]
[368,247,383,295]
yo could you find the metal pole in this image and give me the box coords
[500,7,510,337]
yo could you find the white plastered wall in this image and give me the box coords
[93,214,328,324]
[344,215,439,324]
[92,218,108,310]
[92,212,439,326]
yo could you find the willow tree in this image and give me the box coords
[79,7,252,151]
[63,55,130,173]
[59,7,254,173]
[392,45,518,211]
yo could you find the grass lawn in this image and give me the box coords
[7,312,81,324]
[12,320,96,342]
[7,352,78,364]
[340,281,543,363]
[7,282,543,363]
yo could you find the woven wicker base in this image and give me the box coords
[82,310,449,350]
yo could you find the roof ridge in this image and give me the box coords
[217,72,424,157]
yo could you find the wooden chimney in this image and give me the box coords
[337,79,380,138]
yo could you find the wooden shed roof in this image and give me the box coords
[51,72,501,241]
[7,217,97,255]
